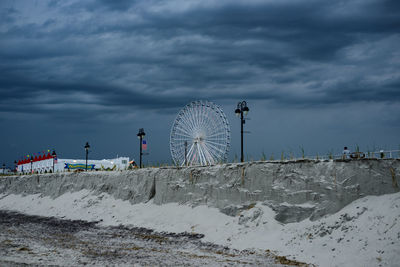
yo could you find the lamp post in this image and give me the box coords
[14,160,17,174]
[2,163,5,175]
[137,128,146,168]
[52,150,57,173]
[235,101,250,162]
[30,156,34,174]
[85,142,90,171]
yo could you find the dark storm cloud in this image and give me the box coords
[1,0,400,168]
[0,0,399,120]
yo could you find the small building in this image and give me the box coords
[17,154,130,174]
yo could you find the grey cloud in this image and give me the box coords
[0,0,399,119]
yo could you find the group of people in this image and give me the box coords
[342,147,351,159]
[342,146,371,159]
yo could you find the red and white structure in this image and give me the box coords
[17,153,56,174]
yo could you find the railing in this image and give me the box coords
[298,149,400,161]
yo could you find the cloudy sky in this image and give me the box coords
[1,0,399,167]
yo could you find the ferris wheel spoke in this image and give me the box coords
[174,126,193,138]
[174,124,192,134]
[200,106,214,133]
[197,103,206,131]
[204,139,227,149]
[173,138,192,142]
[200,105,216,136]
[205,121,222,137]
[173,135,192,142]
[204,143,224,159]
[181,112,196,133]
[177,111,193,135]
[206,131,227,139]
[199,104,209,132]
[172,132,192,140]
[206,138,228,147]
[203,142,220,162]
[204,141,226,156]
[195,105,203,132]
[176,118,194,134]
[189,105,198,130]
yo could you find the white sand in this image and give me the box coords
[1,190,399,266]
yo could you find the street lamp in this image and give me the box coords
[30,156,34,174]
[14,160,17,174]
[137,128,146,168]
[235,101,250,162]
[85,142,90,171]
[52,150,57,173]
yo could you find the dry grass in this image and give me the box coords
[265,249,312,266]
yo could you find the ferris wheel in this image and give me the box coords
[170,100,230,166]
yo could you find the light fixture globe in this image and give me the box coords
[243,106,249,116]
[137,128,145,138]
[235,108,241,116]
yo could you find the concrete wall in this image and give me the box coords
[1,159,399,223]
